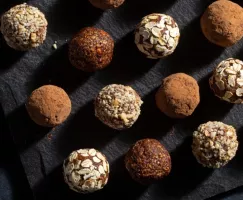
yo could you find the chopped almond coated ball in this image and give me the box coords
[1,3,48,51]
[192,121,238,168]
[95,84,143,130]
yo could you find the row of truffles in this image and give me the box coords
[25,74,201,128]
[3,1,243,54]
[68,13,180,72]
[63,139,171,194]
[64,125,239,194]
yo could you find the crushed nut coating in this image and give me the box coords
[135,13,180,59]
[1,3,47,51]
[210,58,243,103]
[192,121,238,168]
[63,149,109,193]
[95,84,143,130]
[125,139,171,184]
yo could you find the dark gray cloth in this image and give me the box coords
[1,0,243,199]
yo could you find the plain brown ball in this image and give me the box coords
[156,73,200,119]
[201,0,243,47]
[69,27,114,72]
[125,139,171,185]
[26,85,71,127]
[89,0,125,10]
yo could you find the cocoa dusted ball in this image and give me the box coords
[209,58,243,104]
[135,13,180,59]
[95,84,143,130]
[26,85,71,127]
[89,0,125,10]
[156,73,200,118]
[201,0,243,47]
[192,121,238,168]
[125,139,171,184]
[69,27,114,72]
[63,148,109,193]
[1,3,48,51]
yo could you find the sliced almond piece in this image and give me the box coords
[152,27,162,37]
[224,91,233,99]
[225,68,237,75]
[81,159,92,168]
[228,75,236,87]
[93,157,101,163]
[237,78,243,86]
[145,22,156,29]
[236,88,243,96]
[89,149,96,156]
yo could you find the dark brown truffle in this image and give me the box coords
[201,0,243,47]
[26,85,71,127]
[156,73,200,118]
[125,139,171,184]
[69,27,114,72]
[89,0,125,10]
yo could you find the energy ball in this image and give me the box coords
[192,121,238,168]
[209,58,243,104]
[135,13,180,59]
[1,3,48,51]
[69,27,114,72]
[26,85,71,127]
[156,73,200,118]
[89,0,125,10]
[63,149,109,193]
[95,84,143,130]
[201,0,243,47]
[125,139,171,184]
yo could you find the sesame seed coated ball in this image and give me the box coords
[1,3,48,51]
[94,84,143,130]
[63,148,109,193]
[125,139,171,184]
[69,27,114,72]
[135,13,180,59]
[209,58,243,104]
[192,121,238,168]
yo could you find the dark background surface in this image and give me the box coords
[2,0,243,199]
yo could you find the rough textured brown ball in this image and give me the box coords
[26,85,71,127]
[201,0,243,47]
[125,139,171,184]
[156,73,200,118]
[69,27,114,72]
[89,0,125,10]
